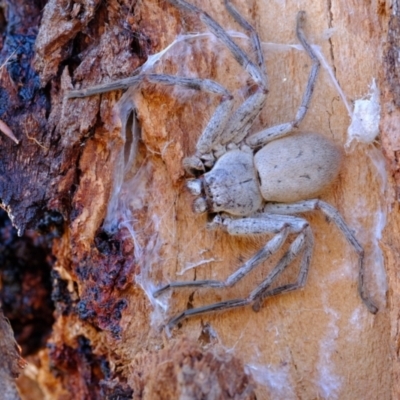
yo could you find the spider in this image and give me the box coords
[68,0,378,329]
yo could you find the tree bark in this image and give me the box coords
[0,0,399,399]
[0,308,27,400]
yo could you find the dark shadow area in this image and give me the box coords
[0,209,55,356]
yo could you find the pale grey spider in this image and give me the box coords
[68,0,378,328]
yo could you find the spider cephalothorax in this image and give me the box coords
[68,0,378,329]
[187,149,263,215]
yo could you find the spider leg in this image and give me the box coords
[168,0,268,150]
[216,0,269,146]
[68,73,235,173]
[67,74,230,100]
[167,0,265,86]
[263,200,378,314]
[167,298,249,329]
[252,225,314,311]
[246,11,321,148]
[153,213,308,297]
[223,0,266,79]
[153,225,290,297]
[166,224,310,329]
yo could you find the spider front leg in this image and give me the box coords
[168,0,268,166]
[264,200,378,314]
[67,73,235,173]
[153,214,313,328]
[246,11,321,148]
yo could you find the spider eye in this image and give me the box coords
[186,179,202,195]
[193,197,208,214]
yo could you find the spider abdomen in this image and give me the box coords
[254,132,343,203]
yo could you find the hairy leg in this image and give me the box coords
[264,199,378,314]
[246,11,321,148]
[168,0,268,151]
[165,224,311,329]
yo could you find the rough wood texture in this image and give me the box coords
[0,308,27,400]
[0,0,52,233]
[382,5,400,400]
[1,0,398,398]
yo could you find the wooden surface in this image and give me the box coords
[6,0,399,398]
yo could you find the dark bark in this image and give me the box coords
[0,0,52,233]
